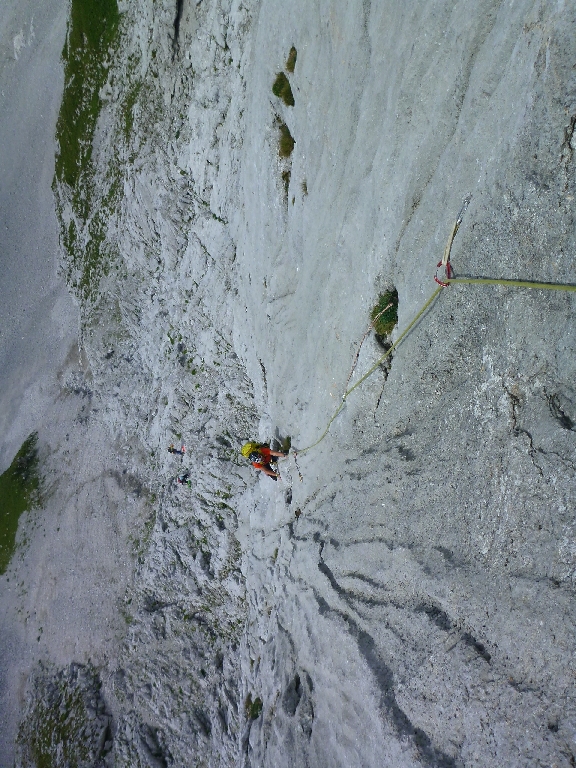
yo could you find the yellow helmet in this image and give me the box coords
[241,441,261,458]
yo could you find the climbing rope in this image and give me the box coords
[293,196,576,459]
[447,276,576,291]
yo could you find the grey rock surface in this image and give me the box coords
[15,662,113,768]
[2,0,576,766]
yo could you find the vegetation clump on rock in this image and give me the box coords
[0,433,40,575]
[272,72,294,106]
[245,693,264,720]
[285,46,297,73]
[279,123,295,157]
[371,288,399,338]
[54,0,121,300]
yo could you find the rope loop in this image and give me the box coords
[434,260,453,287]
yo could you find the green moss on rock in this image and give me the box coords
[279,123,295,158]
[285,46,297,73]
[371,288,399,337]
[55,0,120,192]
[245,693,263,720]
[272,72,294,107]
[0,433,40,575]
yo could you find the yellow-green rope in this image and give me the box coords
[294,275,576,457]
[296,286,444,455]
[448,277,576,291]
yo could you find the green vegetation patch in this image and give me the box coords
[245,693,263,720]
[272,72,294,106]
[0,433,40,575]
[371,288,399,337]
[285,46,297,73]
[279,123,295,158]
[54,0,121,302]
[55,0,120,192]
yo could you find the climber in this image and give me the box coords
[168,444,186,456]
[176,471,191,486]
[241,441,287,480]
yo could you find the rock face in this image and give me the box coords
[5,0,576,766]
[15,662,113,768]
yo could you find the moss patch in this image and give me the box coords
[279,123,295,158]
[285,46,297,73]
[54,0,121,302]
[371,288,399,337]
[245,693,263,720]
[55,0,120,191]
[272,72,294,107]
[0,434,40,575]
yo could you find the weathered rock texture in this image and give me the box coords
[4,0,576,766]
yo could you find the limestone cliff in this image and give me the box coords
[9,0,576,766]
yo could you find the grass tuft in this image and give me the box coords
[279,123,295,158]
[245,694,263,720]
[272,72,294,107]
[0,434,40,575]
[371,288,399,337]
[55,0,120,191]
[54,0,121,302]
[285,46,297,73]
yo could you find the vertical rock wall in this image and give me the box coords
[10,0,576,766]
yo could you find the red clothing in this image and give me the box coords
[252,446,274,472]
[257,446,272,462]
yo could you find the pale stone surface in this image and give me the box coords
[1,0,576,766]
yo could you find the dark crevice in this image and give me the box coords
[313,544,497,762]
[547,392,575,431]
[317,561,344,596]
[314,592,459,768]
[258,358,267,392]
[505,386,544,477]
[139,724,171,768]
[282,673,302,716]
[397,445,416,461]
[435,546,464,566]
[319,562,392,608]
[173,0,184,56]
[561,114,576,164]
[415,603,452,633]
[325,535,397,551]
[343,572,389,590]
[461,632,491,663]
[193,707,212,737]
[415,603,491,663]
[507,677,540,694]
[316,545,405,624]
[143,595,178,613]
